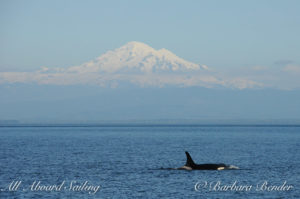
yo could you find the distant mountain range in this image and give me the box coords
[0,41,260,88]
[0,42,299,122]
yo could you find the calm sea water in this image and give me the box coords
[0,125,299,198]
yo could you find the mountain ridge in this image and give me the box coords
[0,41,262,89]
[68,41,206,74]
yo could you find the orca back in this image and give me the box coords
[183,152,238,170]
[185,151,196,167]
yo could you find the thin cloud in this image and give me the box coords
[0,68,263,89]
[282,64,300,74]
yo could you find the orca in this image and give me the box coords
[179,151,239,170]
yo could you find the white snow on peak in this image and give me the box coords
[0,41,263,89]
[68,41,203,73]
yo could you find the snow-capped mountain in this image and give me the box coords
[68,41,206,74]
[0,41,261,89]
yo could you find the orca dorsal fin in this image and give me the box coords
[185,151,196,167]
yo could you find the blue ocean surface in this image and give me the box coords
[0,125,299,198]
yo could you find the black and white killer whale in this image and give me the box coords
[179,151,239,170]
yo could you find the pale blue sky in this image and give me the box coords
[1,0,300,71]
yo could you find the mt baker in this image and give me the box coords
[68,41,207,74]
[0,41,259,89]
